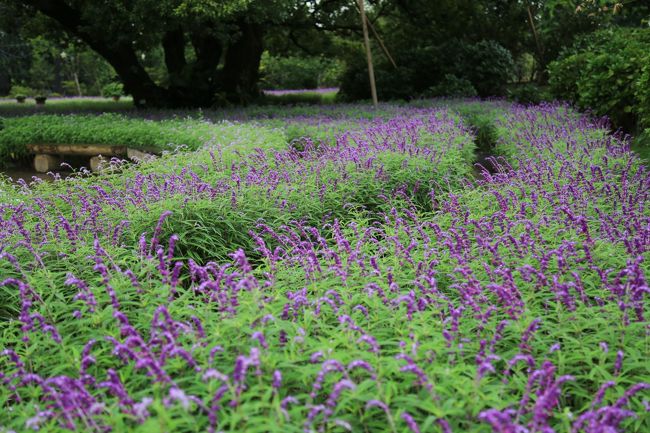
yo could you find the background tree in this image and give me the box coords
[6,0,294,107]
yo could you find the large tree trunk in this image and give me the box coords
[220,21,264,103]
[102,47,168,108]
[23,0,265,108]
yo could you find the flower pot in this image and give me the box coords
[112,95,121,101]
[16,96,26,103]
[34,96,47,105]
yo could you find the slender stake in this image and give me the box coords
[366,15,397,69]
[358,0,378,107]
[527,4,544,79]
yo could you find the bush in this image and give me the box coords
[9,84,36,97]
[425,74,477,98]
[506,83,550,105]
[101,82,124,98]
[339,39,514,101]
[448,40,515,97]
[338,51,419,101]
[548,27,650,131]
[260,53,342,90]
[61,80,84,96]
[635,53,650,132]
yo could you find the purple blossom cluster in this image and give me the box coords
[0,102,648,432]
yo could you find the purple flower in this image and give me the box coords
[167,387,191,410]
[401,412,421,433]
[133,397,153,421]
[25,410,53,431]
[614,350,624,376]
[272,370,282,390]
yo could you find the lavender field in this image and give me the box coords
[0,101,648,432]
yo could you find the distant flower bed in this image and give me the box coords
[263,87,339,96]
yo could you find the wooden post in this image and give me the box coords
[365,15,396,69]
[527,4,544,80]
[358,0,378,107]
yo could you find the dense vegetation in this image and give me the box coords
[0,100,648,432]
[0,2,649,431]
[0,115,288,162]
[548,26,650,145]
[1,2,647,113]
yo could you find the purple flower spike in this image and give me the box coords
[614,350,624,376]
[272,369,282,390]
[401,412,421,433]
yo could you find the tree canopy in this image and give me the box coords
[1,0,648,108]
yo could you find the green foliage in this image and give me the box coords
[26,36,57,92]
[451,101,505,153]
[425,74,477,98]
[126,117,475,264]
[0,31,31,94]
[338,51,418,101]
[449,40,515,97]
[548,27,650,131]
[260,52,342,90]
[339,39,514,101]
[635,53,650,131]
[0,96,135,115]
[102,82,124,98]
[506,83,550,105]
[9,84,35,97]
[0,114,288,163]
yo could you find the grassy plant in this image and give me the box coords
[0,115,288,164]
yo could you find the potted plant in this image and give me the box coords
[15,94,26,103]
[102,82,124,101]
[34,95,47,105]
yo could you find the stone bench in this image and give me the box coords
[27,144,158,173]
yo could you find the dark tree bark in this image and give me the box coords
[162,27,187,85]
[220,22,264,103]
[21,0,264,108]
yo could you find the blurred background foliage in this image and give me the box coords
[0,0,648,141]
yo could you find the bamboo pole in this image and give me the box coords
[365,15,396,69]
[527,4,544,77]
[358,0,378,107]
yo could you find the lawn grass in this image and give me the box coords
[0,96,134,115]
[0,114,289,164]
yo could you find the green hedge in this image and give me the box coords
[0,114,288,164]
[548,27,650,133]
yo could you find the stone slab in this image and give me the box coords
[89,155,109,172]
[34,154,63,173]
[27,144,127,156]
